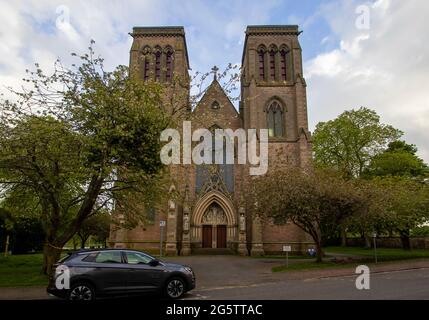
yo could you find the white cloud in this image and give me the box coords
[305,0,429,162]
[1,0,427,163]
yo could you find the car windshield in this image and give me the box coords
[57,253,72,263]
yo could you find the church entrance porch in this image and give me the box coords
[200,203,227,249]
[201,224,227,249]
[189,191,238,253]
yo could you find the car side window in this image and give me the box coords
[82,252,97,262]
[94,251,122,263]
[125,252,153,265]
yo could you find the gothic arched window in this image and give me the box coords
[266,100,284,137]
[269,49,276,81]
[154,46,162,81]
[195,125,234,193]
[257,46,266,80]
[143,58,150,81]
[165,46,174,82]
[140,46,151,81]
[279,45,290,81]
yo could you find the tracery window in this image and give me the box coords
[258,48,266,80]
[266,100,284,137]
[269,49,276,80]
[165,47,174,82]
[279,46,289,81]
[154,51,161,81]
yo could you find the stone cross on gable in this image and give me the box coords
[211,65,219,80]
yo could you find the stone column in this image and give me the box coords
[181,184,191,255]
[165,186,178,255]
[181,205,192,255]
[237,207,248,256]
[250,214,264,256]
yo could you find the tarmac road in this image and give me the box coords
[183,267,429,300]
[1,256,428,300]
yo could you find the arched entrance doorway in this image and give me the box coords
[201,203,227,248]
[191,191,237,251]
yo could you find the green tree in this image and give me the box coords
[77,213,111,248]
[313,107,402,178]
[0,44,169,275]
[364,140,427,178]
[376,177,429,250]
[248,167,365,262]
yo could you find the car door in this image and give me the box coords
[84,251,128,294]
[124,251,164,293]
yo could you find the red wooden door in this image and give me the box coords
[216,225,227,248]
[202,225,212,248]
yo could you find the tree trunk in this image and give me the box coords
[399,230,411,250]
[315,240,323,263]
[340,227,347,247]
[364,233,371,248]
[42,243,63,280]
[80,236,88,249]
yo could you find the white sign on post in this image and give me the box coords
[283,245,291,268]
[283,245,292,252]
[159,220,166,257]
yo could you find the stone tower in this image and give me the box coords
[129,26,189,83]
[241,26,312,255]
[241,25,311,165]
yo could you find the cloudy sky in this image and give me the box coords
[0,0,428,161]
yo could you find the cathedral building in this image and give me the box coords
[109,25,313,255]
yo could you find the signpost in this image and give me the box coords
[160,220,166,257]
[283,245,292,267]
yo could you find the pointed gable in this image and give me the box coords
[194,79,239,116]
[192,79,241,130]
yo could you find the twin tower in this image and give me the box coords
[110,26,313,256]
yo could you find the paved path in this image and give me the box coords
[163,255,307,290]
[1,256,428,300]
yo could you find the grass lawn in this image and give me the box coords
[0,253,47,287]
[324,246,429,261]
[252,254,314,260]
[272,246,429,272]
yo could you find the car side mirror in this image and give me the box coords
[149,259,159,267]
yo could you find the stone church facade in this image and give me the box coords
[109,25,313,255]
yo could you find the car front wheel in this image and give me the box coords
[164,277,186,299]
[68,282,95,301]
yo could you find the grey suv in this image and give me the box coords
[47,249,195,300]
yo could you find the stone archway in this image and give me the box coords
[191,191,236,250]
[201,202,227,248]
